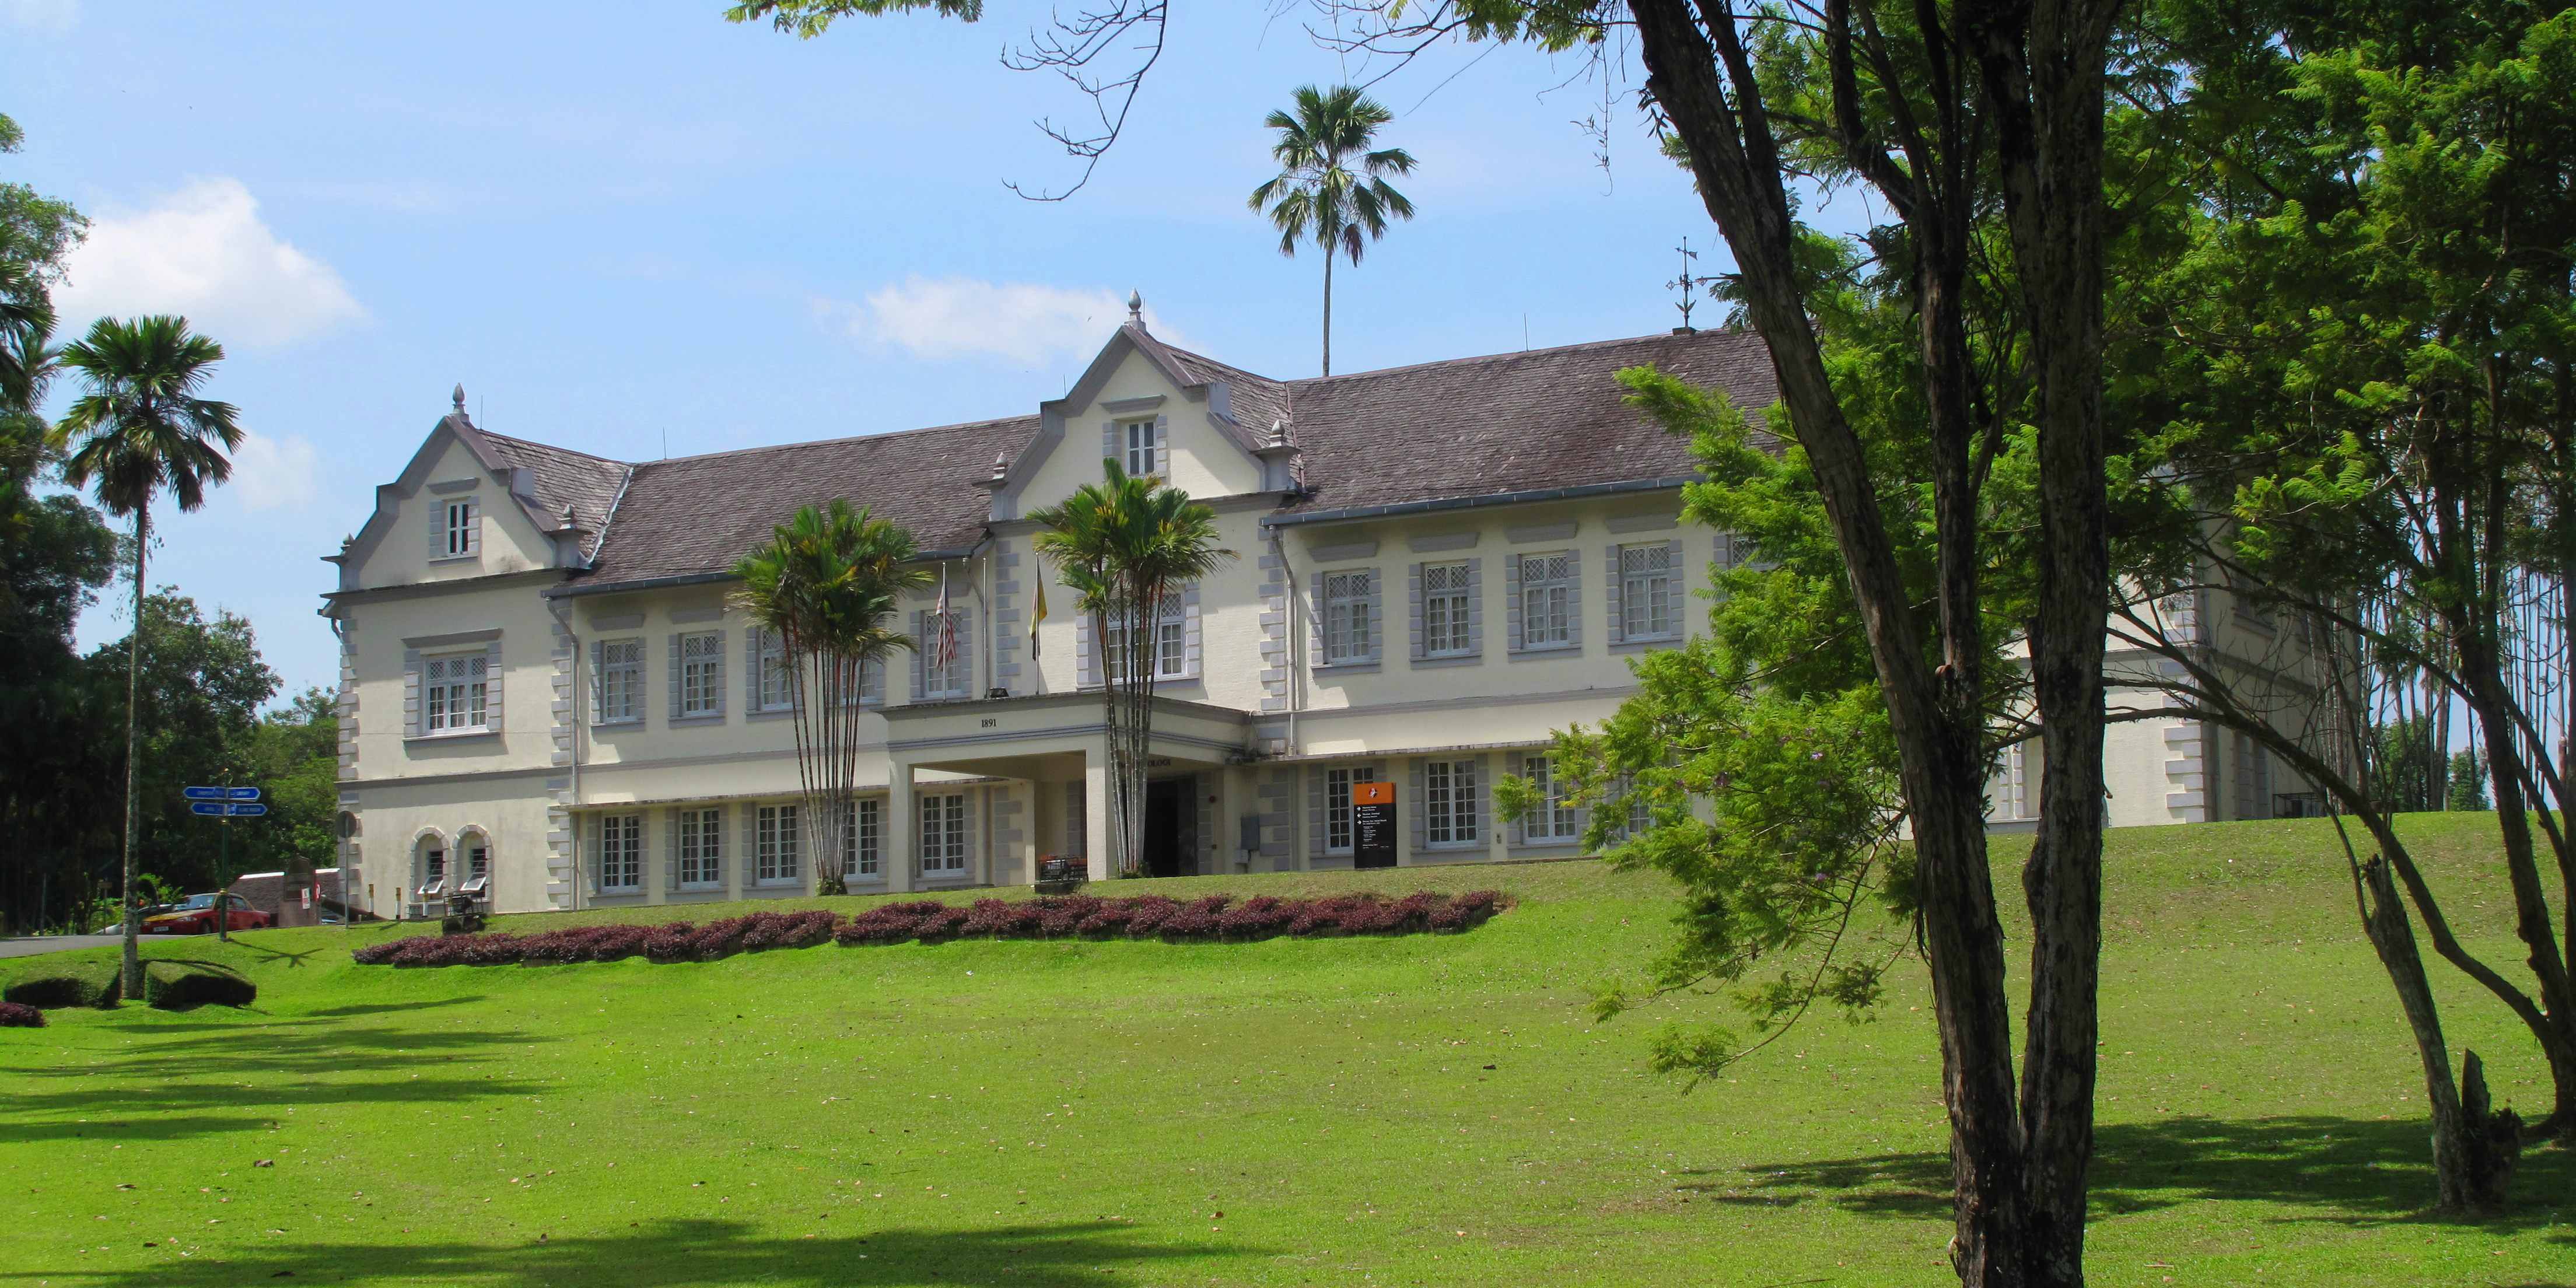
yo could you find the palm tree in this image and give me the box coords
[731,501,927,895]
[1030,461,1233,878]
[50,316,239,999]
[1248,84,1417,377]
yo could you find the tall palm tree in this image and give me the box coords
[1249,84,1417,377]
[1030,461,1233,878]
[50,316,239,998]
[732,501,927,895]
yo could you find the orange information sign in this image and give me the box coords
[1352,780,1395,806]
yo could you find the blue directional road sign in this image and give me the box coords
[187,800,267,817]
[189,801,228,816]
[223,803,268,817]
[183,786,261,802]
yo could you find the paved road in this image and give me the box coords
[0,934,127,959]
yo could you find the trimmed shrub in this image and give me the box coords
[5,967,119,1009]
[0,1000,42,1027]
[1216,895,1296,940]
[143,962,256,1010]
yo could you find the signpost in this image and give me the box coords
[183,786,263,941]
[1352,780,1398,870]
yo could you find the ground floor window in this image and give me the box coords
[1425,759,1480,845]
[1521,755,1583,842]
[843,798,880,877]
[1325,766,1378,854]
[757,804,802,882]
[921,793,968,873]
[418,841,448,896]
[679,808,723,887]
[598,814,642,891]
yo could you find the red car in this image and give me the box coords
[142,893,271,935]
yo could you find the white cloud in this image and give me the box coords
[57,177,366,347]
[831,276,1164,365]
[228,430,319,513]
[1,0,78,33]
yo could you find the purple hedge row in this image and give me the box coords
[0,999,43,1028]
[352,891,1500,967]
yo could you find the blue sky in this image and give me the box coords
[5,0,1821,701]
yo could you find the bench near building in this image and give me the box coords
[322,313,2300,918]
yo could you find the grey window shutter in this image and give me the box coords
[1407,562,1425,660]
[464,497,481,556]
[1364,569,1384,662]
[744,628,762,710]
[666,634,682,720]
[402,650,423,737]
[1154,413,1170,478]
[1308,571,1326,665]
[665,807,680,892]
[1505,555,1522,653]
[1605,546,1625,644]
[964,788,981,871]
[584,814,600,895]
[1465,558,1484,656]
[1566,550,1583,649]
[709,807,726,887]
[909,610,926,701]
[484,639,503,731]
[1473,752,1492,842]
[1667,538,1686,635]
[1409,758,1426,853]
[1102,421,1118,468]
[707,631,725,713]
[1511,753,1527,846]
[1182,582,1202,678]
[1306,766,1324,859]
[428,499,444,561]
[1075,612,1094,688]
[956,607,974,687]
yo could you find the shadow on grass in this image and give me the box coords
[1693,1115,2575,1234]
[304,996,488,1017]
[0,1217,1266,1287]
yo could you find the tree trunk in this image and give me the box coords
[121,503,146,1001]
[1321,252,1334,378]
[2354,853,2479,1209]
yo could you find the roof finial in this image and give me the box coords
[991,450,1009,481]
[1127,290,1143,326]
[452,383,467,414]
[1269,419,1290,448]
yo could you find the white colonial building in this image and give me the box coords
[322,314,2298,918]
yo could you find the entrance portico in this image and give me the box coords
[881,692,1253,885]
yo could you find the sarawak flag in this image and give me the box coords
[1031,572,1048,659]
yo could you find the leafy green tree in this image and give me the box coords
[95,590,279,890]
[731,501,926,895]
[1248,85,1416,376]
[1030,461,1233,878]
[2446,751,2493,814]
[49,316,240,996]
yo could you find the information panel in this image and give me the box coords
[1353,780,1397,870]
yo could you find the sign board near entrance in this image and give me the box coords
[1352,780,1396,869]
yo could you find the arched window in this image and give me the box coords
[457,830,492,897]
[415,832,449,900]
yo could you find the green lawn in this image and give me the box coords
[3,814,2570,1286]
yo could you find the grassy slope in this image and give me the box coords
[1,815,2568,1287]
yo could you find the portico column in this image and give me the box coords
[1083,754,1113,883]
[887,762,916,894]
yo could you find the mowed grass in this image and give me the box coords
[4,816,2571,1287]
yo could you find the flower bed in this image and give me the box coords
[0,999,43,1028]
[352,890,1502,967]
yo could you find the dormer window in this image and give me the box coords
[1124,419,1159,477]
[440,497,481,559]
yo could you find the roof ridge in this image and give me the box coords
[1288,328,1762,388]
[476,429,630,468]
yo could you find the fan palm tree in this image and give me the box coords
[732,501,927,894]
[1030,461,1233,878]
[1249,84,1417,377]
[50,315,239,998]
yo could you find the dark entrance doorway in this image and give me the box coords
[1142,778,1191,878]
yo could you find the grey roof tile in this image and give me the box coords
[477,431,629,556]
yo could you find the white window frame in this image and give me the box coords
[1423,561,1472,657]
[440,498,480,560]
[597,814,643,892]
[1425,758,1479,846]
[755,629,795,712]
[1521,552,1574,648]
[1620,542,1678,640]
[1123,419,1159,477]
[1104,596,1187,683]
[678,807,723,888]
[423,653,490,733]
[1324,570,1373,664]
[843,798,881,878]
[419,843,447,896]
[922,611,970,699]
[920,792,968,873]
[595,638,643,724]
[1522,755,1583,842]
[679,631,722,717]
[1325,766,1377,855]
[756,804,802,883]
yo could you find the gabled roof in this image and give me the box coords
[573,415,1035,589]
[477,430,628,556]
[1274,328,1774,516]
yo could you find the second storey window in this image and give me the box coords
[424,654,488,732]
[1423,562,1472,655]
[1621,542,1678,639]
[1105,596,1187,682]
[921,792,969,872]
[921,610,970,699]
[1324,569,1373,664]
[678,631,722,717]
[439,498,480,559]
[754,628,795,710]
[757,804,801,883]
[1521,755,1583,842]
[1521,552,1573,648]
[597,814,642,892]
[1325,765,1377,854]
[1124,418,1159,476]
[678,808,723,887]
[594,638,643,723]
[1425,758,1479,845]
